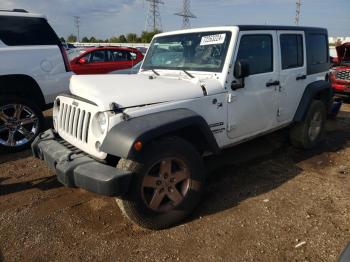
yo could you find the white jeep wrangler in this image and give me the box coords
[33,25,332,229]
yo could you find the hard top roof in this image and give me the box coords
[0,9,45,18]
[237,25,327,33]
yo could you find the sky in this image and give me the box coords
[1,0,349,39]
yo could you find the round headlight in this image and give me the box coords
[96,112,108,134]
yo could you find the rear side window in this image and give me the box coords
[108,50,132,61]
[305,32,329,75]
[0,16,60,46]
[307,34,328,65]
[236,34,273,75]
[280,34,303,69]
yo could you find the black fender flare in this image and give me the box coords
[293,80,333,122]
[101,108,220,160]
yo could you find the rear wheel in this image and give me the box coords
[116,137,205,230]
[290,100,327,149]
[0,96,44,153]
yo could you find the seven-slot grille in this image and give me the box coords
[58,103,91,143]
[336,70,350,81]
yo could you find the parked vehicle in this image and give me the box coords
[70,47,144,74]
[109,60,142,74]
[33,25,332,229]
[0,9,72,152]
[67,48,87,61]
[330,42,350,96]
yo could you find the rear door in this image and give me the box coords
[227,31,280,141]
[277,31,306,123]
[105,50,134,73]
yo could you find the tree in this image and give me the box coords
[81,36,90,43]
[118,35,127,43]
[67,34,77,42]
[127,33,138,43]
[60,37,66,43]
[140,30,161,43]
[110,36,119,43]
[89,36,97,43]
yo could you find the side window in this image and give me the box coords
[89,50,106,63]
[0,16,59,46]
[307,34,328,65]
[110,50,131,61]
[280,34,304,69]
[236,34,273,75]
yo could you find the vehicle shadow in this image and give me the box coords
[0,114,52,164]
[0,175,62,196]
[188,111,350,222]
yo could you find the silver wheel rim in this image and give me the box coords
[0,103,39,147]
[308,111,322,141]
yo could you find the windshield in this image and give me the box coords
[142,31,232,72]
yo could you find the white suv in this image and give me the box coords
[0,9,72,152]
[33,25,332,229]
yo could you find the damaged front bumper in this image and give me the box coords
[31,129,132,197]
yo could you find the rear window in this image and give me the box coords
[0,16,60,46]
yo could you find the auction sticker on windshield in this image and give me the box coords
[200,34,226,46]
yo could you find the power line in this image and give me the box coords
[74,16,80,42]
[295,0,301,25]
[145,0,164,32]
[175,0,196,29]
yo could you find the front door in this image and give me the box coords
[227,31,279,141]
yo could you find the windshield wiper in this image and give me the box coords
[142,68,160,76]
[182,70,195,79]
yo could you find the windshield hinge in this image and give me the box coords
[201,83,208,96]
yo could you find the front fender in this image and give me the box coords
[101,109,220,160]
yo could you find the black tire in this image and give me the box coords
[290,100,327,149]
[116,136,205,230]
[0,96,44,153]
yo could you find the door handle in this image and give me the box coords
[296,75,307,80]
[266,80,280,87]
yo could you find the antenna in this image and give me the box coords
[175,0,196,29]
[74,16,80,42]
[145,0,164,32]
[295,0,301,25]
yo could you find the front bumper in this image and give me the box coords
[31,129,133,197]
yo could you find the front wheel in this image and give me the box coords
[116,137,205,230]
[0,96,44,153]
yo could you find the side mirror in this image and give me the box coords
[234,60,250,79]
[232,60,250,90]
[78,58,87,64]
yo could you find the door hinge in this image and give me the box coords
[277,108,282,117]
[227,93,236,103]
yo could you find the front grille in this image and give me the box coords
[336,70,350,81]
[58,103,91,143]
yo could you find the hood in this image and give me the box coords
[69,73,224,111]
[336,42,350,64]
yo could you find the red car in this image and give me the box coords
[330,42,350,96]
[70,47,144,74]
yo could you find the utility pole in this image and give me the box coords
[295,0,301,25]
[74,16,80,42]
[175,0,196,29]
[145,0,164,32]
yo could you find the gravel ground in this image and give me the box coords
[1,104,350,262]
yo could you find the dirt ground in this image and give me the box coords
[1,104,350,262]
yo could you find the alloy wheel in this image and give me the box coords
[141,157,191,212]
[308,111,322,141]
[0,103,39,147]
